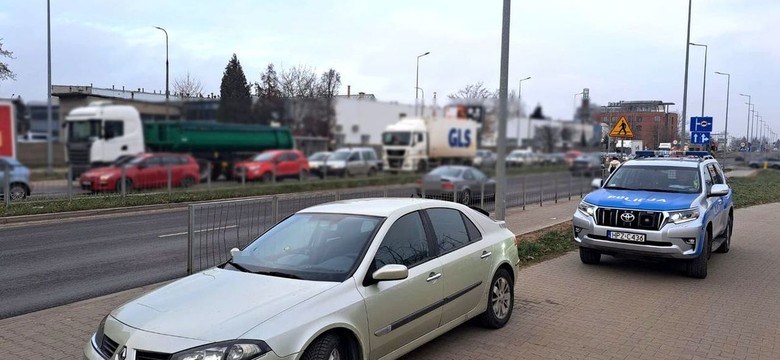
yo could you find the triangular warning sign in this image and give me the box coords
[609,116,634,138]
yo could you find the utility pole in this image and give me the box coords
[681,0,693,145]
[495,0,511,220]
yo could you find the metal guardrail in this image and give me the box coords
[185,172,593,274]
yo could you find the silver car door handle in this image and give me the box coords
[481,251,492,259]
[426,272,441,282]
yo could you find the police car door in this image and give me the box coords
[701,164,724,238]
[707,163,728,235]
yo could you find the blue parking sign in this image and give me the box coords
[690,117,713,132]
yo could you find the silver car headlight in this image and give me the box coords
[668,208,700,224]
[577,201,597,217]
[171,340,272,360]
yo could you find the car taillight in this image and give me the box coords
[442,182,455,190]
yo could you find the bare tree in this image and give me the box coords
[279,65,319,98]
[0,39,15,82]
[318,69,341,142]
[173,72,203,98]
[279,65,325,135]
[448,82,495,101]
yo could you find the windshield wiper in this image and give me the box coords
[605,186,637,191]
[226,260,253,273]
[254,270,302,280]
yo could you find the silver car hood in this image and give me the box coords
[112,268,338,342]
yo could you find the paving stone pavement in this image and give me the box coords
[3,199,780,360]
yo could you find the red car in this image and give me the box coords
[233,150,309,182]
[79,153,200,192]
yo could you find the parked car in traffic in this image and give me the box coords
[748,156,780,169]
[84,198,518,360]
[564,150,583,167]
[307,151,331,178]
[79,153,200,192]
[416,165,496,205]
[540,152,565,166]
[233,150,309,182]
[506,149,535,167]
[0,157,31,200]
[474,149,497,169]
[570,153,604,177]
[324,147,382,177]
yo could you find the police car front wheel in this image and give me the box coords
[579,247,601,265]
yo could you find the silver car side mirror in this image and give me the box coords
[230,247,241,258]
[708,184,729,197]
[372,264,409,282]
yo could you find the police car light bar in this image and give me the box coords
[634,150,711,159]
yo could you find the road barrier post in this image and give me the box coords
[522,175,526,211]
[187,204,195,275]
[554,176,559,204]
[67,165,73,201]
[539,176,543,207]
[241,167,246,188]
[271,196,279,224]
[167,164,173,195]
[480,181,485,208]
[453,188,458,204]
[272,163,277,183]
[568,175,572,201]
[120,166,127,198]
[207,162,212,191]
[3,163,9,206]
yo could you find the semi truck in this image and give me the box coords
[64,102,294,180]
[381,116,478,173]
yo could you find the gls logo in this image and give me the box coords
[448,128,472,148]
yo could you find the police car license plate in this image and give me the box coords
[608,231,645,242]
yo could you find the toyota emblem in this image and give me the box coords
[620,213,636,222]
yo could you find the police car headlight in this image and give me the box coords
[668,209,700,224]
[577,201,597,217]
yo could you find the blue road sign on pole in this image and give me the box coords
[691,131,711,144]
[690,117,714,132]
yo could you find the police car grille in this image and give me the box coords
[596,208,663,231]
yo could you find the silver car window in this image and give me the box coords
[373,212,430,269]
[426,208,470,254]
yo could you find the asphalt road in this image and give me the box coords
[0,171,591,319]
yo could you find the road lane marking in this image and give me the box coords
[158,225,238,238]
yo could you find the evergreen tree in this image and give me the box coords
[252,63,284,125]
[218,54,251,123]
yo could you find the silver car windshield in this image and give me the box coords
[605,166,701,194]
[233,213,384,282]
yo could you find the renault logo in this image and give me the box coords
[620,213,636,222]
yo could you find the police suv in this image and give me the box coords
[572,151,733,278]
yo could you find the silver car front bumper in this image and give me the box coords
[572,210,704,259]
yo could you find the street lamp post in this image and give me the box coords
[414,87,425,117]
[715,72,730,151]
[681,0,693,145]
[739,94,751,149]
[517,76,531,147]
[415,51,430,117]
[46,0,53,175]
[154,26,169,121]
[689,42,707,117]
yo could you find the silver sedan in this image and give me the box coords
[85,198,519,360]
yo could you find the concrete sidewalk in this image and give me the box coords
[0,199,580,359]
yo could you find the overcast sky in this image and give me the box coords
[1,0,778,137]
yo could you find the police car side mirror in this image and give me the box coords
[708,184,729,197]
[591,178,603,189]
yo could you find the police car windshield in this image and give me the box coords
[605,166,701,194]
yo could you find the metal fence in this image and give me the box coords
[185,172,593,274]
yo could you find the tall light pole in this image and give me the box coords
[739,94,751,148]
[517,76,531,146]
[415,51,430,117]
[495,0,511,220]
[154,26,169,121]
[681,0,693,145]
[414,87,425,117]
[689,42,707,117]
[715,72,730,151]
[46,0,53,175]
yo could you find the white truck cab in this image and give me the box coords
[65,102,145,170]
[381,116,478,173]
